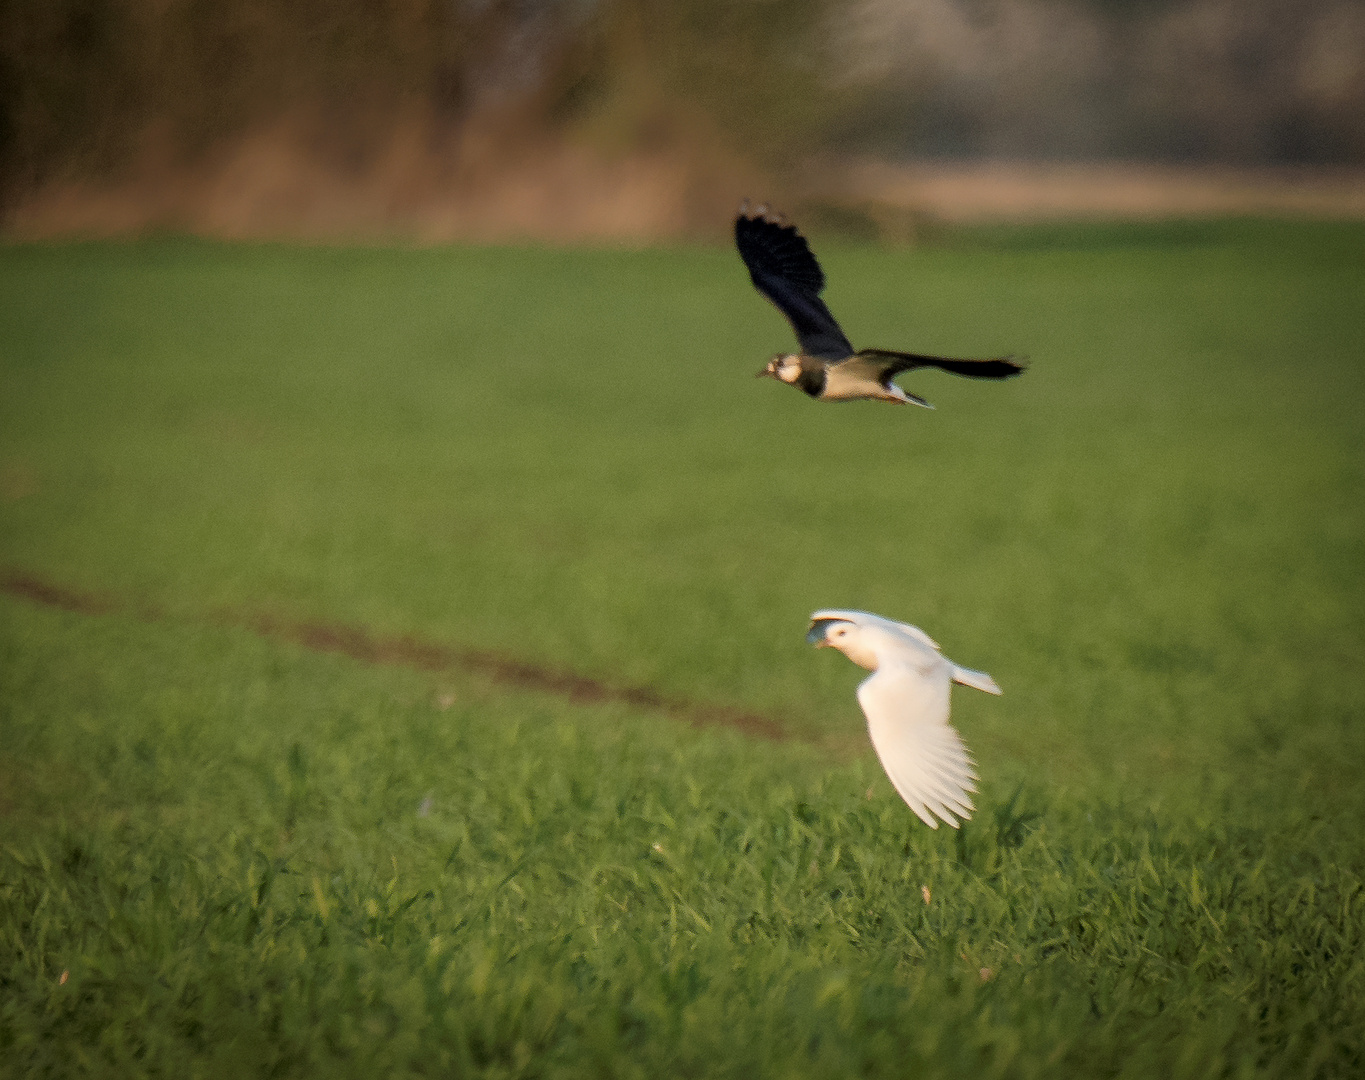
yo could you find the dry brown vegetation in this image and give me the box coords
[2,0,1363,239]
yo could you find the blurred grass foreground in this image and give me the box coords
[2,219,1364,1074]
[3,0,1365,239]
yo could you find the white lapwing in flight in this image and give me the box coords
[736,203,1025,406]
[806,609,1001,828]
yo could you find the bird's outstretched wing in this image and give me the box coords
[852,349,1026,381]
[735,205,854,361]
[810,609,940,651]
[856,664,978,829]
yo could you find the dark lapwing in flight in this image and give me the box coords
[736,203,1025,406]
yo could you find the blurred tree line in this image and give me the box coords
[1,0,1362,208]
[842,0,1365,163]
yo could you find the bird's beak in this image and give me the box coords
[806,620,834,647]
[756,366,775,379]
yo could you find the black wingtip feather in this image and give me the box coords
[734,205,825,295]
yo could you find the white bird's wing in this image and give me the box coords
[856,662,977,829]
[891,620,941,651]
[948,663,1001,695]
[809,609,940,651]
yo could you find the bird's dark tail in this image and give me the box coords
[860,349,1027,380]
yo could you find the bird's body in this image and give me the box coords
[806,609,1001,829]
[736,203,1025,406]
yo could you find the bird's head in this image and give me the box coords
[756,353,802,384]
[806,616,879,670]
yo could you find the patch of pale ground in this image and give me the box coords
[4,134,1362,243]
[842,160,1365,223]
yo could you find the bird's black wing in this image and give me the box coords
[735,207,854,361]
[854,349,1026,381]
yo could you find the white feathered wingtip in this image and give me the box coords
[951,664,1002,695]
[809,608,866,624]
[808,609,941,651]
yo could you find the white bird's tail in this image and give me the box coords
[951,664,1001,695]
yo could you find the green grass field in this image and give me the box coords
[2,220,1363,1077]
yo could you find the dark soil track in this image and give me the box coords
[2,570,789,741]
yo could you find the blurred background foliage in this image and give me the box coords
[1,0,1363,230]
